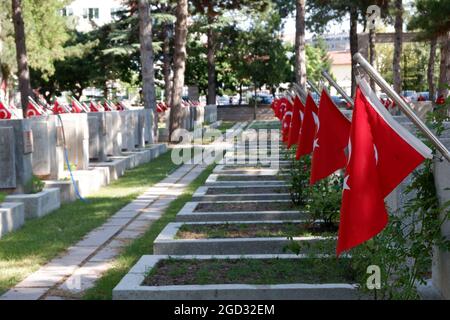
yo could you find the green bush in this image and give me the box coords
[307,175,342,226]
[25,176,45,194]
[0,192,6,204]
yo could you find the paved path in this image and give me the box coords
[0,122,247,300]
[0,160,208,300]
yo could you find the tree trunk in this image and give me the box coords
[350,6,358,97]
[207,12,216,105]
[169,0,188,140]
[393,0,403,94]
[12,0,32,114]
[239,83,243,105]
[369,28,377,91]
[428,37,437,102]
[138,0,158,142]
[294,0,306,89]
[438,31,450,99]
[163,21,173,106]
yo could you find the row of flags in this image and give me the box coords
[271,77,432,256]
[0,96,128,120]
[157,100,204,114]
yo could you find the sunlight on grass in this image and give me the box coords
[0,149,189,295]
[83,164,215,300]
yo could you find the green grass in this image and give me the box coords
[216,121,236,134]
[0,149,187,295]
[0,192,6,204]
[83,164,216,300]
[143,258,356,286]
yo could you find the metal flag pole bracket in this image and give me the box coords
[353,52,450,163]
[321,70,354,108]
[291,83,307,102]
[307,80,320,96]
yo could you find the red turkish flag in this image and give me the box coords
[287,96,305,149]
[281,98,293,143]
[271,99,281,120]
[337,79,432,256]
[296,94,318,160]
[310,89,351,185]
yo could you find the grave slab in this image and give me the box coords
[0,202,25,238]
[5,188,60,219]
[113,255,361,300]
[154,221,333,255]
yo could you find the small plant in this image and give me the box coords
[0,192,6,204]
[307,175,342,227]
[64,162,77,171]
[25,175,45,194]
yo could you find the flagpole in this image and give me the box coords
[291,83,307,101]
[307,80,320,97]
[353,52,450,163]
[321,71,354,108]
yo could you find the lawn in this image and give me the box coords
[0,148,187,295]
[83,164,215,300]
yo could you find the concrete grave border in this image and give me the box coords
[5,188,60,220]
[154,220,335,255]
[175,200,305,222]
[192,185,291,201]
[113,254,361,300]
[205,174,289,186]
[0,202,25,238]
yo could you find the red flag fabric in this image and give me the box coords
[271,99,281,119]
[337,79,432,256]
[296,94,319,160]
[310,89,351,185]
[26,101,45,118]
[281,98,293,143]
[287,96,305,149]
[0,101,12,119]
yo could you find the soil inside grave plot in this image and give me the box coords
[175,222,337,239]
[205,186,290,195]
[217,175,284,181]
[142,258,355,286]
[194,201,296,212]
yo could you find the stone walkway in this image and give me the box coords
[0,157,209,300]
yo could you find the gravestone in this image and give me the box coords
[29,116,64,179]
[104,111,123,156]
[0,119,33,193]
[88,113,108,162]
[58,113,89,170]
[0,127,16,189]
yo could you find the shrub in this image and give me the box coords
[25,176,45,194]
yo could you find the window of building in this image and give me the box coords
[61,8,74,16]
[82,8,100,20]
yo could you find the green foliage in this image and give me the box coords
[283,149,311,207]
[0,0,71,79]
[308,175,342,226]
[0,192,6,204]
[25,175,44,194]
[306,38,332,85]
[408,0,450,37]
[376,42,440,91]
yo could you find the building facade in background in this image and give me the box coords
[62,0,124,33]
